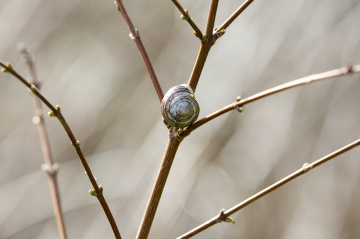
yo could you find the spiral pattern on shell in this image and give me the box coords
[161,84,200,128]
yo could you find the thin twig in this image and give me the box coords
[187,0,219,92]
[171,0,203,39]
[18,44,68,239]
[205,0,219,38]
[0,61,122,239]
[135,2,220,237]
[187,43,212,91]
[216,0,254,32]
[115,0,164,102]
[136,127,183,239]
[184,63,360,136]
[177,137,360,238]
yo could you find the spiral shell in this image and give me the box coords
[161,84,200,128]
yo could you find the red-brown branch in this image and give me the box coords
[115,0,164,102]
[184,63,360,136]
[136,127,183,239]
[0,60,122,239]
[171,0,203,39]
[19,45,68,239]
[217,0,254,32]
[177,137,360,238]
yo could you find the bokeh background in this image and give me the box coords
[1,0,360,238]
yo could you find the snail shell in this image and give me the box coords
[161,84,200,128]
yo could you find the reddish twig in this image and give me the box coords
[205,0,219,38]
[115,0,164,102]
[216,0,254,32]
[177,137,360,238]
[187,0,220,92]
[187,43,213,91]
[136,127,183,239]
[184,63,360,136]
[171,0,203,40]
[0,61,122,239]
[18,44,68,239]
[188,0,256,91]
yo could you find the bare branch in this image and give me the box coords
[188,43,212,91]
[205,0,219,38]
[136,127,183,239]
[115,0,164,102]
[177,137,360,238]
[188,0,221,92]
[0,60,122,239]
[18,44,68,239]
[184,63,360,136]
[216,0,254,32]
[171,0,203,40]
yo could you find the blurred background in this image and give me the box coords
[0,0,360,238]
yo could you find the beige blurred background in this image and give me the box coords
[1,0,360,238]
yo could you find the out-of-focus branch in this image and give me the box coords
[18,44,68,239]
[115,0,164,102]
[171,0,203,39]
[184,63,360,136]
[0,60,121,239]
[177,137,360,238]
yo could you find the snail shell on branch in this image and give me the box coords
[161,84,200,128]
